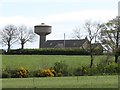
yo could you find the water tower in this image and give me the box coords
[34,23,52,48]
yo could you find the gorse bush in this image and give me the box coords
[37,68,56,77]
[2,67,29,78]
[16,67,29,78]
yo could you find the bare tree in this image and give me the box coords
[17,25,36,49]
[84,20,100,68]
[72,27,82,40]
[1,24,18,52]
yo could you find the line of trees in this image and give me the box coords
[72,16,120,67]
[0,24,36,52]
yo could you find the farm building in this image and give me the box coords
[42,37,103,53]
[43,37,89,49]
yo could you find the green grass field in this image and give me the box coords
[2,55,112,70]
[1,55,119,89]
[2,75,118,88]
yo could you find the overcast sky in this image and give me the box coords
[0,0,119,49]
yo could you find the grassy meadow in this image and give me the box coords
[2,75,118,88]
[2,55,111,70]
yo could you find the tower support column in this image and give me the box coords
[39,35,46,48]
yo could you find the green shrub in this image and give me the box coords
[73,67,82,76]
[73,61,119,76]
[2,67,12,78]
[104,62,118,74]
[53,61,69,76]
[28,70,37,77]
[96,58,118,75]
[57,72,63,77]
[96,64,105,75]
[87,66,98,76]
[73,66,90,76]
[2,71,10,78]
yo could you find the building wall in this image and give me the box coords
[82,40,89,49]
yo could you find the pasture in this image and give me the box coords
[2,55,111,70]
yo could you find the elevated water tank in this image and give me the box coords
[34,23,52,48]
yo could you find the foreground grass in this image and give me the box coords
[2,55,112,70]
[2,75,118,88]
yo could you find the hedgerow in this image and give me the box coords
[6,48,90,55]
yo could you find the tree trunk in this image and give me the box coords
[90,41,93,68]
[7,43,10,53]
[21,43,24,49]
[115,55,118,63]
[90,54,93,68]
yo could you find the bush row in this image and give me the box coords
[5,48,103,55]
[2,60,119,78]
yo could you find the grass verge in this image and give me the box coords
[2,75,118,88]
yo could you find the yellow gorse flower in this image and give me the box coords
[38,68,56,77]
[17,67,28,78]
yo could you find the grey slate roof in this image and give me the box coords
[42,38,89,48]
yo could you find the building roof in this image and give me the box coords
[42,38,89,48]
[35,23,51,27]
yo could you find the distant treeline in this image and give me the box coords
[1,48,104,55]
